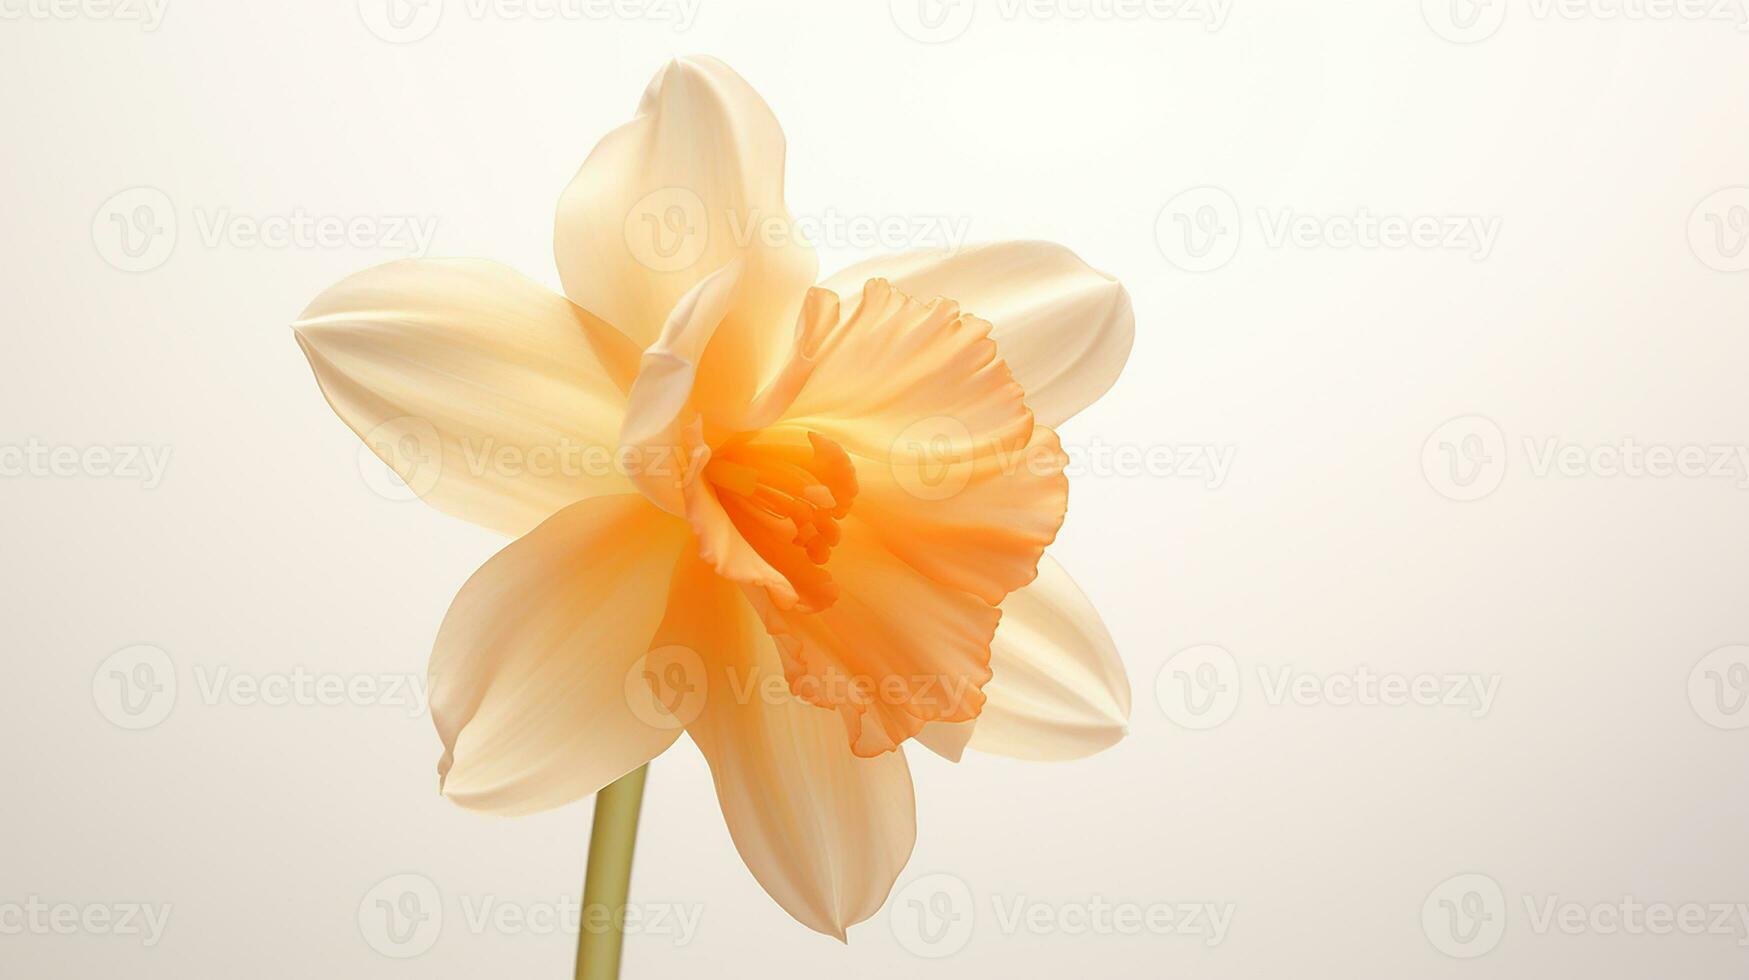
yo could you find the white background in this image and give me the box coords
[4,0,1749,976]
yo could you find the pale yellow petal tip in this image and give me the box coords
[433,750,476,810]
[643,54,741,110]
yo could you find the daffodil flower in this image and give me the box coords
[293,55,1134,967]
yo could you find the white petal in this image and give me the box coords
[822,242,1133,426]
[933,555,1131,762]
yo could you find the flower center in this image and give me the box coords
[703,427,858,613]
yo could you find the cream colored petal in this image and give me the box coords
[913,719,975,762]
[555,55,816,391]
[821,242,1133,426]
[927,556,1131,762]
[429,495,689,816]
[293,259,641,539]
[619,260,742,515]
[650,555,915,939]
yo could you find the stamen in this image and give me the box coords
[705,427,860,594]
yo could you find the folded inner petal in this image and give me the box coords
[619,261,742,515]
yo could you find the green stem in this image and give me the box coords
[575,764,649,980]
